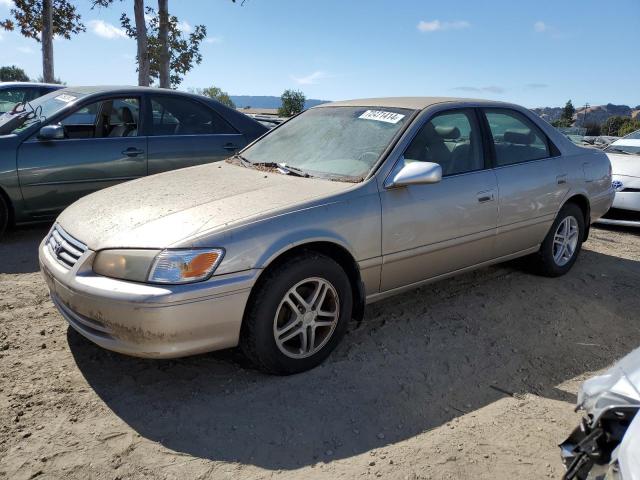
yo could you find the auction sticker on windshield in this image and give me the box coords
[359,110,405,124]
[54,94,77,103]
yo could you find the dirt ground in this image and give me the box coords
[1,224,639,480]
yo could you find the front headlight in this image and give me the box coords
[93,248,224,284]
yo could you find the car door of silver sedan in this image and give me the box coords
[378,108,499,292]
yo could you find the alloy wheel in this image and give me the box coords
[553,216,579,267]
[273,277,340,359]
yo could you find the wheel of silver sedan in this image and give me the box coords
[552,216,579,267]
[273,277,340,359]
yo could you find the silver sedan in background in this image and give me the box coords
[39,97,614,374]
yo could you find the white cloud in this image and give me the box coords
[89,19,127,39]
[534,21,547,32]
[0,0,13,8]
[291,70,328,85]
[417,19,470,32]
[205,36,222,44]
[177,20,192,33]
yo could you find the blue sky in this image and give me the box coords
[0,0,638,107]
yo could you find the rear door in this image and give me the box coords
[481,108,568,257]
[17,96,146,217]
[147,94,246,175]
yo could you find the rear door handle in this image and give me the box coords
[122,147,145,157]
[223,143,240,151]
[477,190,495,203]
[557,174,568,185]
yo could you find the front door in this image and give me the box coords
[380,108,498,292]
[147,95,246,175]
[17,96,146,217]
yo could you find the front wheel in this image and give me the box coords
[530,203,585,277]
[240,252,353,375]
[0,195,8,239]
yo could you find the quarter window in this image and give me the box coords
[150,96,237,136]
[483,109,550,166]
[404,109,483,176]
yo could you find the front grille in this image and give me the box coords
[46,224,87,269]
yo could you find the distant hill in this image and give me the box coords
[532,103,640,126]
[230,95,328,110]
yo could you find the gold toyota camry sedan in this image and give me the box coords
[40,97,614,374]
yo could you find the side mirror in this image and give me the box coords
[38,124,64,141]
[386,159,442,188]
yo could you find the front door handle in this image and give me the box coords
[557,174,568,185]
[477,190,495,203]
[122,147,145,157]
[223,143,240,151]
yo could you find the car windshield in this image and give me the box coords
[0,90,85,135]
[241,106,413,180]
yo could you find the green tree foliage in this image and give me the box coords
[192,86,235,108]
[120,6,206,88]
[601,116,630,136]
[0,65,30,82]
[0,0,84,40]
[618,119,640,137]
[1,0,84,82]
[552,118,572,128]
[278,89,306,117]
[561,100,575,124]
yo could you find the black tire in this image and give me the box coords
[240,251,353,375]
[0,194,8,240]
[529,202,585,277]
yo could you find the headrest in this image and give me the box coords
[120,107,133,123]
[504,129,534,145]
[435,125,460,139]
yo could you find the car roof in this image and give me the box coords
[0,82,62,88]
[57,85,197,96]
[316,96,516,111]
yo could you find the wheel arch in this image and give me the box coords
[246,241,366,324]
[562,193,591,241]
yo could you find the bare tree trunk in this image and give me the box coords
[134,0,149,86]
[41,0,54,83]
[157,0,170,88]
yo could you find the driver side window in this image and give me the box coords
[59,98,140,139]
[404,109,483,176]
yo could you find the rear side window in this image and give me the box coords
[150,96,237,136]
[483,109,550,166]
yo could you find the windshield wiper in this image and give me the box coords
[233,154,311,178]
[607,147,631,155]
[276,163,310,178]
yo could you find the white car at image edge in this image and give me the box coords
[599,129,640,226]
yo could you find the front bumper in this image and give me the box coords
[597,175,640,227]
[39,237,259,358]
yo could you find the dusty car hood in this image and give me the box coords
[57,161,354,250]
[607,153,640,178]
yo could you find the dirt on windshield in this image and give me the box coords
[1,224,639,479]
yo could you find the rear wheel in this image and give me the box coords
[240,251,353,375]
[530,203,585,277]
